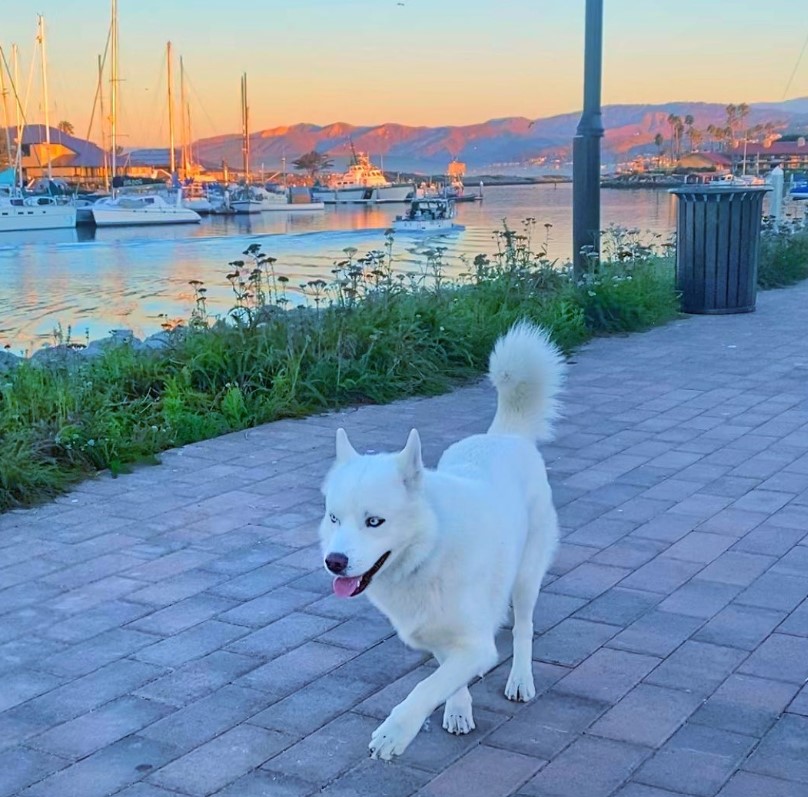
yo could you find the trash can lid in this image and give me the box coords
[669,184,771,196]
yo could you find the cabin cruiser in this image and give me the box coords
[0,194,77,232]
[312,152,413,204]
[91,192,201,226]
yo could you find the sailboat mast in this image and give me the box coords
[179,55,188,175]
[98,53,109,191]
[166,41,175,174]
[241,73,250,180]
[0,50,13,167]
[110,0,118,182]
[37,15,53,181]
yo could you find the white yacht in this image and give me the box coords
[91,193,201,226]
[0,195,77,233]
[312,152,413,204]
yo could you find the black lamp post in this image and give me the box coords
[572,0,604,277]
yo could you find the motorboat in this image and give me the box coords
[392,197,461,232]
[91,192,201,226]
[0,194,77,232]
[312,151,413,204]
[789,181,808,200]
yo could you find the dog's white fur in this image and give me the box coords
[319,321,564,760]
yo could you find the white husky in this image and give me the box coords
[319,322,565,760]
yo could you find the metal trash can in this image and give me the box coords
[670,185,770,314]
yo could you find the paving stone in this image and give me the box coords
[238,640,358,698]
[657,579,741,619]
[734,573,808,612]
[743,714,808,784]
[589,683,703,748]
[778,598,808,637]
[134,620,249,667]
[41,600,151,644]
[634,723,757,797]
[486,691,609,760]
[0,746,69,797]
[737,634,808,684]
[30,695,173,759]
[556,648,661,704]
[0,669,64,713]
[520,736,650,797]
[0,636,66,677]
[112,784,185,797]
[533,618,622,666]
[533,592,589,633]
[127,594,236,636]
[328,636,428,687]
[37,628,160,678]
[771,545,808,578]
[139,684,273,753]
[697,551,777,587]
[217,586,323,627]
[694,604,787,651]
[416,745,542,797]
[21,735,180,797]
[207,564,309,601]
[620,557,705,595]
[132,650,260,707]
[732,524,806,556]
[573,588,662,626]
[644,641,748,697]
[716,772,808,797]
[690,673,800,737]
[662,531,735,564]
[789,685,808,716]
[147,724,294,796]
[125,570,226,607]
[545,563,631,599]
[261,712,379,785]
[609,610,704,657]
[592,537,666,568]
[15,659,165,725]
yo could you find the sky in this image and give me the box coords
[2,0,807,147]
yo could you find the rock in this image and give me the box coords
[0,349,21,373]
[30,345,86,366]
[142,331,174,351]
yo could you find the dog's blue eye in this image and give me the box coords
[329,513,338,524]
[366,516,385,528]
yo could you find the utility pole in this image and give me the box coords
[572,0,604,276]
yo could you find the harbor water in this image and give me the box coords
[0,184,679,353]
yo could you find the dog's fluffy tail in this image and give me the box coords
[487,321,566,442]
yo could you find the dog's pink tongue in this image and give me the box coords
[333,576,361,598]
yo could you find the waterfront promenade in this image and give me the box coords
[1,281,807,797]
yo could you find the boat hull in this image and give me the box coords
[0,204,77,232]
[311,187,375,204]
[92,208,201,226]
[375,183,414,203]
[231,201,263,214]
[392,219,462,233]
[261,201,325,212]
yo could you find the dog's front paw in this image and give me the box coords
[505,667,536,702]
[369,712,421,760]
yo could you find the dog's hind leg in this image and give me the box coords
[505,505,558,702]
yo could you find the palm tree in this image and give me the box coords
[57,120,74,135]
[653,133,665,168]
[292,150,333,183]
[684,114,695,152]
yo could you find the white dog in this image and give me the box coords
[319,321,564,760]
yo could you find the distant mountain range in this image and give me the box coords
[194,98,808,173]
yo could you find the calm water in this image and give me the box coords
[0,184,679,352]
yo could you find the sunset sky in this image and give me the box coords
[3,0,807,147]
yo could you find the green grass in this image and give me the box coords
[1,222,683,511]
[758,218,808,289]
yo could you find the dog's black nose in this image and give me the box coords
[325,552,349,574]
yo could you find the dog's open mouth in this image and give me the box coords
[332,551,391,599]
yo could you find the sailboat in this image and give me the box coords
[92,13,199,227]
[230,73,323,214]
[0,16,77,233]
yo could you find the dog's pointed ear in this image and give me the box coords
[398,428,423,490]
[335,428,359,464]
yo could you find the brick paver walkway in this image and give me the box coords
[2,282,808,797]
